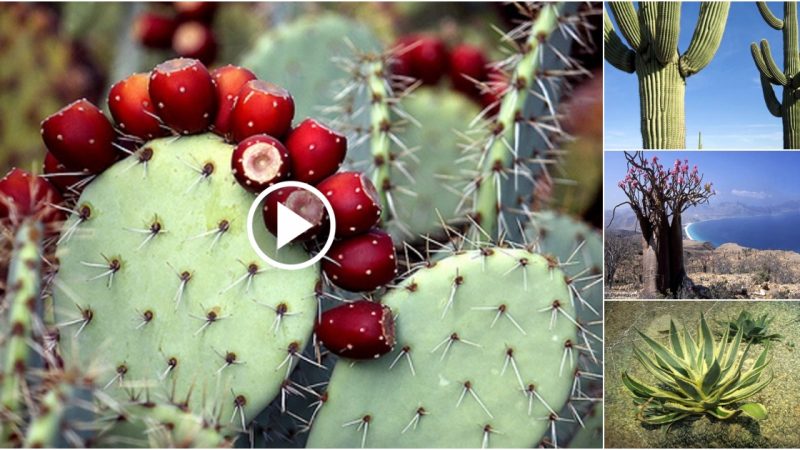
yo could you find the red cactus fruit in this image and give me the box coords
[315,300,395,359]
[173,2,218,23]
[172,21,217,65]
[108,73,165,141]
[449,44,488,98]
[133,12,177,49]
[230,80,295,142]
[392,35,449,85]
[231,134,291,193]
[322,229,397,292]
[43,153,89,194]
[262,186,327,241]
[211,65,257,139]
[0,168,65,225]
[316,172,381,237]
[40,99,118,174]
[284,119,347,185]
[149,58,217,135]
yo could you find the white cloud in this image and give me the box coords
[731,189,770,199]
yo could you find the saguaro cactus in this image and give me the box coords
[604,2,730,149]
[751,1,800,148]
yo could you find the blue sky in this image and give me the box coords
[605,2,789,149]
[605,151,800,207]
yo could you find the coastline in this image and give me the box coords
[684,222,698,241]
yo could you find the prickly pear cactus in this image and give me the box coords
[240,13,381,123]
[526,211,603,446]
[1,221,43,445]
[307,248,580,447]
[360,87,480,240]
[52,134,319,431]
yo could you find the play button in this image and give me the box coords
[276,203,314,249]
[246,181,336,270]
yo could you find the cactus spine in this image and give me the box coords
[1,220,42,445]
[604,2,730,149]
[473,2,565,238]
[751,1,800,148]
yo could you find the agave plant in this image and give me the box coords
[717,311,782,344]
[622,313,773,427]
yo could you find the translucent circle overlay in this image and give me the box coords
[246,181,336,271]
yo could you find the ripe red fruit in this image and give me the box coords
[262,186,327,241]
[284,119,347,184]
[231,134,291,193]
[43,153,90,194]
[0,168,65,225]
[322,229,397,292]
[230,80,295,142]
[316,172,381,237]
[449,44,488,97]
[173,2,218,23]
[392,35,449,85]
[108,73,165,141]
[210,65,257,139]
[172,21,217,65]
[133,12,177,49]
[149,58,217,135]
[315,300,395,359]
[40,99,118,174]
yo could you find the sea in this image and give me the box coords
[685,212,800,253]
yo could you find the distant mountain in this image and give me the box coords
[606,200,800,231]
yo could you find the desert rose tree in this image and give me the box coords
[614,152,715,297]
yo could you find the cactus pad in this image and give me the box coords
[373,87,479,240]
[307,248,579,447]
[240,13,381,123]
[52,134,320,430]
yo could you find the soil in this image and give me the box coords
[605,300,800,448]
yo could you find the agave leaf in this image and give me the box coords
[683,325,698,364]
[641,411,690,426]
[661,402,705,414]
[739,402,768,420]
[701,360,721,396]
[722,371,773,403]
[669,319,684,359]
[722,325,744,370]
[700,313,715,367]
[632,346,682,390]
[708,406,741,420]
[622,372,655,398]
[636,329,691,377]
[668,372,702,402]
[707,369,741,404]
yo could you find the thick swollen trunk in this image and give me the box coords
[668,214,686,293]
[637,54,686,149]
[640,220,671,298]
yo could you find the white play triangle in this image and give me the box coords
[276,202,314,249]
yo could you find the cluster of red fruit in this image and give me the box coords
[0,55,404,361]
[392,34,504,111]
[134,2,218,65]
[5,56,398,295]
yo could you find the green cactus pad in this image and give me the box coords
[377,87,480,240]
[307,248,578,448]
[240,13,382,123]
[52,134,319,431]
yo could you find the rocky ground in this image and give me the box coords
[605,301,800,448]
[606,231,800,299]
